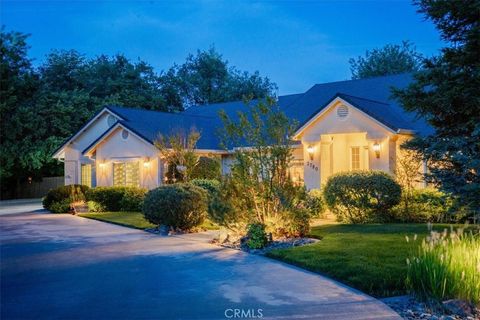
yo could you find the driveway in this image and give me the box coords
[0,198,44,215]
[0,212,400,320]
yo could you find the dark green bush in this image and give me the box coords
[324,171,402,223]
[191,179,220,198]
[190,157,221,180]
[142,183,207,230]
[305,189,326,218]
[395,189,453,222]
[43,184,89,213]
[246,223,268,249]
[86,186,146,211]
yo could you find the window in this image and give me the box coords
[81,164,92,187]
[113,162,140,187]
[351,147,360,170]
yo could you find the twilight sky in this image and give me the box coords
[1,0,444,94]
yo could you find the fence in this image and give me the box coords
[14,176,64,199]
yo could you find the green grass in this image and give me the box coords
[266,223,471,298]
[79,211,220,231]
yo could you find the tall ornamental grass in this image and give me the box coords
[406,227,480,306]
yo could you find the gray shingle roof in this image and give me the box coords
[81,73,433,153]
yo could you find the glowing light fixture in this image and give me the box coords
[143,158,151,168]
[307,145,315,160]
[373,142,381,158]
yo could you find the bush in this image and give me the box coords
[246,223,268,249]
[87,201,105,212]
[406,229,480,305]
[43,184,89,213]
[305,189,326,218]
[323,171,402,223]
[142,183,207,230]
[86,186,146,212]
[190,157,221,180]
[190,179,220,198]
[395,189,454,222]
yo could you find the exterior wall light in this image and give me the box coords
[373,142,381,158]
[306,145,315,161]
[99,161,106,169]
[143,158,151,169]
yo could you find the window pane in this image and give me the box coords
[125,162,140,187]
[113,163,126,186]
[351,147,360,170]
[81,164,92,187]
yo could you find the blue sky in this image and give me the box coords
[1,0,443,94]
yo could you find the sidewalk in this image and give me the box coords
[0,198,45,215]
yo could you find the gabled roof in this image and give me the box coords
[56,73,434,157]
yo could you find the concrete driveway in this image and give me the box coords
[0,212,400,320]
[0,198,44,215]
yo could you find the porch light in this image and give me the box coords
[307,145,315,160]
[99,161,106,169]
[143,158,151,169]
[373,142,381,158]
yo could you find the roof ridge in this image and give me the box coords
[337,93,390,106]
[106,105,217,120]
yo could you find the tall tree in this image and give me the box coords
[161,46,277,109]
[394,0,480,211]
[349,41,423,79]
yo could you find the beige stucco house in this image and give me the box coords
[52,74,431,190]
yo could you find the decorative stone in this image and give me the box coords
[442,299,474,318]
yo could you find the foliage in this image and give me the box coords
[218,96,308,237]
[246,223,269,249]
[155,128,200,183]
[86,186,147,212]
[0,27,274,199]
[160,46,276,108]
[305,189,326,218]
[323,171,402,223]
[393,0,480,212]
[267,223,468,298]
[190,178,221,198]
[87,201,105,213]
[394,189,454,223]
[406,228,480,305]
[142,183,207,230]
[190,156,222,180]
[349,41,423,79]
[42,184,89,213]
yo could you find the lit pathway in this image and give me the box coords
[0,212,401,320]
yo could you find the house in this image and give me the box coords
[52,73,431,190]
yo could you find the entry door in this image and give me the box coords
[320,143,333,185]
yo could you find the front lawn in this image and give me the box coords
[79,211,220,231]
[266,223,464,298]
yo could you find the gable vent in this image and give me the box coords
[337,105,349,119]
[121,129,129,140]
[107,114,117,127]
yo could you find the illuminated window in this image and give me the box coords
[113,162,140,187]
[351,147,360,170]
[81,164,92,187]
[289,160,305,185]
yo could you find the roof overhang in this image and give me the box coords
[292,96,398,140]
[52,107,124,159]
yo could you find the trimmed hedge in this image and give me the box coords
[324,171,402,223]
[142,183,207,230]
[86,186,147,212]
[43,184,89,213]
[191,179,220,198]
[305,189,326,218]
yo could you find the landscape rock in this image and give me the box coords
[442,300,475,318]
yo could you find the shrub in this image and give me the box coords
[190,157,221,180]
[87,201,105,213]
[43,184,89,213]
[119,187,147,212]
[395,189,454,223]
[142,183,207,230]
[406,229,480,305]
[86,186,146,212]
[246,223,268,249]
[190,179,220,198]
[323,171,402,223]
[305,189,326,218]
